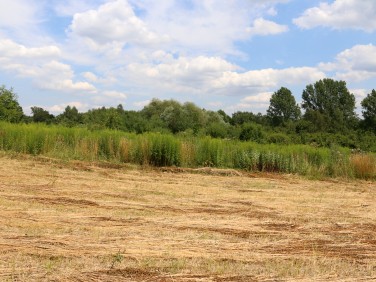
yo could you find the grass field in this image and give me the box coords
[0,154,375,281]
[1,122,376,180]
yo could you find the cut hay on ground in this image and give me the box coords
[0,155,375,281]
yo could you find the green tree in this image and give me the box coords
[160,103,186,133]
[141,99,175,132]
[302,78,357,132]
[205,122,229,139]
[231,111,267,126]
[31,106,54,124]
[104,108,122,130]
[142,99,206,134]
[83,106,126,130]
[116,104,124,113]
[182,102,206,134]
[267,87,301,126]
[217,109,231,124]
[361,89,376,132]
[0,85,24,123]
[239,122,265,142]
[205,110,225,124]
[56,106,83,127]
[123,110,150,133]
[141,99,166,119]
[83,107,107,130]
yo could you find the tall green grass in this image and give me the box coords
[0,122,374,179]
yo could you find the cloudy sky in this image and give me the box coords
[0,0,375,115]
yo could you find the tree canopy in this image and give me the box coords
[302,78,356,132]
[267,87,301,126]
[56,106,83,127]
[361,89,376,132]
[31,106,54,124]
[0,85,24,123]
[1,79,376,152]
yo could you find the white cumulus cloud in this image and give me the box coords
[0,38,96,93]
[246,18,288,36]
[242,92,272,103]
[212,67,325,93]
[103,90,127,99]
[133,100,151,109]
[121,52,326,98]
[68,0,162,49]
[34,61,97,92]
[91,90,127,105]
[0,39,61,59]
[319,44,376,82]
[294,0,376,32]
[125,55,239,94]
[126,0,290,55]
[0,0,38,29]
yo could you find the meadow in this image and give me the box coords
[1,121,375,280]
[0,155,375,281]
[0,122,375,180]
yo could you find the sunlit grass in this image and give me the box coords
[0,121,374,179]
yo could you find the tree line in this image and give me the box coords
[1,78,376,151]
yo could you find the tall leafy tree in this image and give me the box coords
[0,85,24,123]
[141,99,174,132]
[104,108,122,130]
[31,106,54,124]
[123,110,149,133]
[267,87,301,126]
[217,109,231,124]
[182,102,206,133]
[141,99,166,120]
[301,78,357,132]
[142,99,207,134]
[56,106,83,127]
[160,103,188,133]
[361,89,376,132]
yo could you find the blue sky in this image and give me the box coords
[0,0,375,115]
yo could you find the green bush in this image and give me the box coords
[239,123,265,142]
[267,133,291,144]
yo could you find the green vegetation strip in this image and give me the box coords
[0,122,375,180]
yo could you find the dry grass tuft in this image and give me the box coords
[351,154,376,179]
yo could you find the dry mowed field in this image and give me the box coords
[0,155,375,281]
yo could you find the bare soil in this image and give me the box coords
[0,154,375,281]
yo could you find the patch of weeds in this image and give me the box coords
[167,258,187,274]
[44,256,61,274]
[110,250,124,269]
